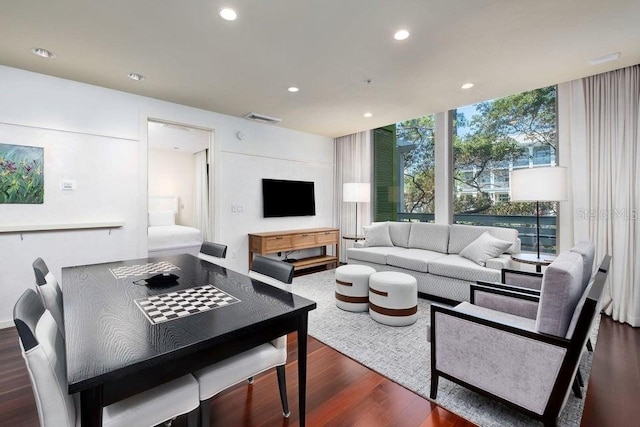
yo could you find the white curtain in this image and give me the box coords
[565,64,640,327]
[194,149,211,241]
[334,131,373,262]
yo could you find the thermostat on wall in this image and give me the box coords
[60,180,77,191]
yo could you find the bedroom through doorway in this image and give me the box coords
[147,119,213,257]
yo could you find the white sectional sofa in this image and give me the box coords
[346,222,520,302]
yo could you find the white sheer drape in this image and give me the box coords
[334,131,373,262]
[194,149,211,241]
[565,64,640,326]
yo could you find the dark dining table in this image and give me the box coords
[62,253,316,426]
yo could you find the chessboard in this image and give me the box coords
[110,261,180,280]
[134,285,241,325]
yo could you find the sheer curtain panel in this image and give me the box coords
[334,131,372,262]
[194,149,211,241]
[565,64,640,326]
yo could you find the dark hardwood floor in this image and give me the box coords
[1,313,638,427]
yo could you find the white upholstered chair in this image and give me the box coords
[13,289,200,427]
[32,258,65,338]
[193,255,294,427]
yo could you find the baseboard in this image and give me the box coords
[0,319,14,330]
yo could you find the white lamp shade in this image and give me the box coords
[510,166,568,201]
[343,183,371,203]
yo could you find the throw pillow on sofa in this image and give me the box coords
[459,231,512,266]
[363,222,393,247]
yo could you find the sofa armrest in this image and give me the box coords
[353,241,365,248]
[486,254,511,271]
[470,284,539,319]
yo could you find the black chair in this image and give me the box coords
[249,255,295,286]
[200,241,227,259]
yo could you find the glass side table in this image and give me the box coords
[511,253,555,273]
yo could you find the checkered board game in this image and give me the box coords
[109,261,180,280]
[134,285,241,325]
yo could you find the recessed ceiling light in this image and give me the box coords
[288,87,299,93]
[394,30,410,41]
[589,52,621,65]
[461,83,474,89]
[30,47,55,58]
[364,112,373,118]
[127,72,146,81]
[219,7,237,21]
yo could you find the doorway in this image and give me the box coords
[147,119,214,255]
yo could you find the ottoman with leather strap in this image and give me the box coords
[369,271,418,326]
[335,264,376,312]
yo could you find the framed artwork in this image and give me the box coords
[0,143,44,204]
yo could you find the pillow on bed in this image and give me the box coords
[149,210,175,226]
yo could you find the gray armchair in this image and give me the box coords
[429,252,611,427]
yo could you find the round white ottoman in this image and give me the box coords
[368,271,418,326]
[335,265,376,312]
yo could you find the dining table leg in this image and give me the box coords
[80,385,103,426]
[297,313,309,427]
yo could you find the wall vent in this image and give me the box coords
[243,112,282,124]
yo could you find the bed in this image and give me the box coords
[148,196,203,257]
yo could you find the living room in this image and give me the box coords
[1,1,639,426]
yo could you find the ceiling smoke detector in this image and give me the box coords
[243,113,282,124]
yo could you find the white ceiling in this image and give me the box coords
[1,0,639,138]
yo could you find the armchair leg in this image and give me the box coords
[576,369,584,387]
[200,397,212,427]
[186,407,199,427]
[586,338,593,352]
[276,365,291,417]
[430,373,439,399]
[572,378,583,399]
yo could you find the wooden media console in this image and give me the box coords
[248,227,339,272]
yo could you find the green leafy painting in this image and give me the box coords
[0,143,44,204]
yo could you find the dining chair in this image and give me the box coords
[197,241,228,267]
[32,258,65,338]
[14,289,200,427]
[193,255,295,427]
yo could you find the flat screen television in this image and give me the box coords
[262,178,316,217]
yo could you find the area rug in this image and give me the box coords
[292,270,596,427]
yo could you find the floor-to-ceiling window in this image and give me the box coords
[373,85,559,253]
[453,86,558,253]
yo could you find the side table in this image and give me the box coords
[511,253,555,273]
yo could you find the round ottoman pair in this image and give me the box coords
[334,264,376,312]
[369,271,418,326]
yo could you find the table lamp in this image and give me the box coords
[343,183,371,236]
[510,166,567,259]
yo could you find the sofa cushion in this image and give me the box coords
[363,222,393,247]
[459,231,513,266]
[428,255,501,283]
[448,224,518,254]
[388,222,412,247]
[346,246,406,264]
[535,252,584,338]
[386,249,446,273]
[408,223,450,253]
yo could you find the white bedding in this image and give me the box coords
[148,225,203,252]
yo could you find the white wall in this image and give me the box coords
[0,65,334,327]
[148,149,196,226]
